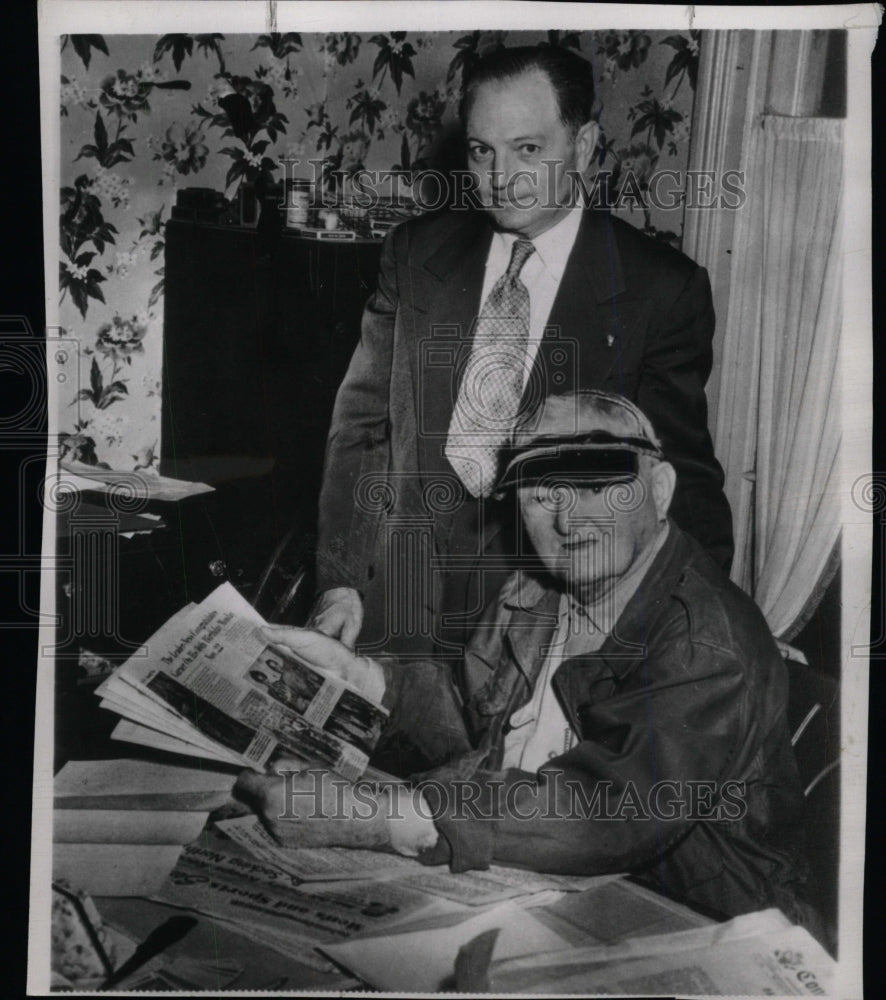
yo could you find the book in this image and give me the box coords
[54,758,237,809]
[288,225,357,241]
[95,583,388,781]
[53,843,185,897]
[54,809,209,845]
[52,760,238,897]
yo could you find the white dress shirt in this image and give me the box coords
[479,206,585,392]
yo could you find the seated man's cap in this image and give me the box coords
[495,390,664,495]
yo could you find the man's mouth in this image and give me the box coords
[563,535,598,550]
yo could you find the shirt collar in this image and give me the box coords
[487,205,584,280]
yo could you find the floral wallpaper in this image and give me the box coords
[58,29,701,471]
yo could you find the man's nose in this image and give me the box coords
[487,151,517,193]
[554,503,573,537]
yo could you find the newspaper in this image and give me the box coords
[218,813,617,904]
[96,583,388,780]
[216,814,420,882]
[483,908,838,995]
[153,837,444,970]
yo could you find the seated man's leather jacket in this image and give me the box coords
[377,521,807,920]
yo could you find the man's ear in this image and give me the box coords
[574,120,599,175]
[650,461,676,522]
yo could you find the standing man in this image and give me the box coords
[310,45,733,657]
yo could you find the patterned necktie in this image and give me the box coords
[445,238,536,498]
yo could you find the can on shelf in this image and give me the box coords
[285,179,312,228]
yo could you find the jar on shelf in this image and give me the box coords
[285,179,313,228]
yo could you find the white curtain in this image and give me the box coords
[715,115,843,639]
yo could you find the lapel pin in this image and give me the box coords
[606,334,615,347]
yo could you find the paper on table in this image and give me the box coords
[86,920,244,991]
[58,461,214,500]
[396,866,620,907]
[115,954,244,992]
[54,758,237,807]
[176,915,338,974]
[54,808,209,845]
[215,814,420,881]
[209,879,454,974]
[493,904,789,976]
[53,843,184,897]
[218,814,618,905]
[530,874,710,948]
[153,839,441,971]
[486,909,836,995]
[319,899,571,992]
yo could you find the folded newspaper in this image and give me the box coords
[479,907,837,995]
[96,583,388,781]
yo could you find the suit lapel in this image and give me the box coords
[410,213,492,485]
[526,210,640,404]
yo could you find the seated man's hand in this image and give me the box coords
[261,624,386,703]
[306,587,363,649]
[234,766,391,849]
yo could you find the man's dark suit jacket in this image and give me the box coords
[315,207,734,656]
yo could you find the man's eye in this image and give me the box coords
[519,144,541,155]
[469,145,492,162]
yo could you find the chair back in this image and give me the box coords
[782,644,840,956]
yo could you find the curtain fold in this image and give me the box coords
[715,114,843,639]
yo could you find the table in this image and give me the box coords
[96,869,712,991]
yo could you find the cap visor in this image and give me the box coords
[497,447,640,492]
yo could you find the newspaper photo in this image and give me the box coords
[20,1,877,996]
[98,582,387,779]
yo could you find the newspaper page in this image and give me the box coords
[215,813,422,881]
[218,812,615,903]
[99,583,388,778]
[153,837,447,970]
[485,909,838,995]
[25,3,876,997]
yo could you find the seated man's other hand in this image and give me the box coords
[234,766,390,849]
[306,587,363,649]
[261,624,386,702]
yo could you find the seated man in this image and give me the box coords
[237,390,806,921]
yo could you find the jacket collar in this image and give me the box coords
[422,211,492,280]
[592,520,693,679]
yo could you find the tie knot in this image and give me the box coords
[506,239,535,278]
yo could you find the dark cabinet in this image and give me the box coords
[161,219,382,515]
[159,219,383,612]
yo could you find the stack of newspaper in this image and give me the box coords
[96,583,388,781]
